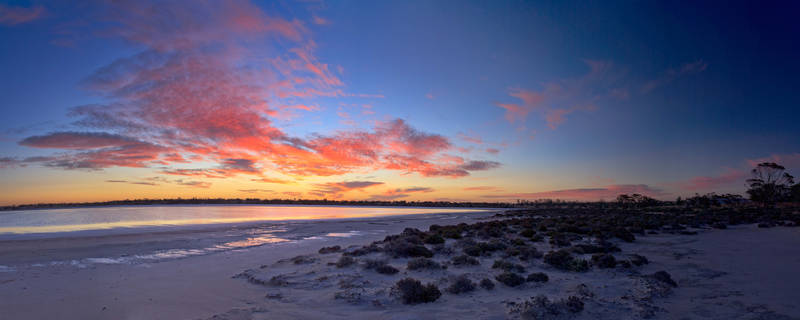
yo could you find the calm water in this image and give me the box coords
[0,205,488,235]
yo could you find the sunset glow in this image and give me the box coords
[1,1,798,205]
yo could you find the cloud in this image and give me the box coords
[463,186,503,191]
[0,4,45,25]
[19,132,141,149]
[238,189,274,193]
[672,168,746,192]
[746,153,800,170]
[175,179,211,188]
[641,60,707,93]
[310,180,384,198]
[251,177,292,184]
[457,133,483,145]
[483,184,666,201]
[495,60,623,130]
[11,1,500,180]
[105,180,158,186]
[369,186,435,200]
[486,148,500,155]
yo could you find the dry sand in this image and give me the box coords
[1,212,798,320]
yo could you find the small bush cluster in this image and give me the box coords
[395,278,442,304]
[544,250,590,272]
[407,258,442,270]
[651,270,677,287]
[318,245,341,254]
[446,275,476,294]
[629,254,649,266]
[526,272,549,282]
[591,253,617,268]
[343,244,381,257]
[495,272,526,287]
[512,295,584,319]
[335,256,355,268]
[479,278,495,290]
[451,255,480,266]
[364,259,399,275]
[492,259,526,273]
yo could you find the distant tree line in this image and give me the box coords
[0,198,515,212]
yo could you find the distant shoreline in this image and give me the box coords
[0,198,515,212]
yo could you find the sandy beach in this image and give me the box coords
[1,208,799,320]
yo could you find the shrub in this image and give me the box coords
[376,264,399,275]
[364,259,388,269]
[290,255,315,264]
[451,255,479,266]
[629,254,649,266]
[591,253,617,268]
[526,272,549,283]
[343,244,381,257]
[479,278,495,290]
[495,272,526,287]
[446,275,476,294]
[651,271,677,287]
[335,256,355,268]
[520,228,536,238]
[318,245,341,254]
[407,258,442,270]
[492,259,526,273]
[463,245,483,257]
[564,296,584,313]
[395,278,442,304]
[613,228,636,242]
[384,240,434,258]
[423,233,445,244]
[544,250,590,272]
[518,247,543,261]
[513,295,584,319]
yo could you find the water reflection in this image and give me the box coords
[0,205,487,235]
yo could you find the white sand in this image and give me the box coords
[1,214,799,320]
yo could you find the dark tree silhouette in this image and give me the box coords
[746,162,794,206]
[792,183,800,202]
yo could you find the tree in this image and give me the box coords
[746,162,794,206]
[792,184,800,202]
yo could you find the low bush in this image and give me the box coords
[526,272,549,283]
[384,239,434,258]
[492,259,526,273]
[629,254,649,266]
[395,278,442,304]
[335,256,355,268]
[591,253,617,268]
[446,275,476,294]
[364,259,399,274]
[544,250,590,272]
[495,272,526,287]
[479,278,495,290]
[318,245,341,254]
[423,233,445,245]
[407,258,442,270]
[651,270,677,287]
[451,255,480,266]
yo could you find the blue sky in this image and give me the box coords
[0,0,798,205]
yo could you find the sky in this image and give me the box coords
[0,0,799,205]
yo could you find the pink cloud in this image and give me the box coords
[483,184,666,201]
[746,153,800,170]
[310,181,384,198]
[369,186,434,200]
[12,1,500,180]
[0,4,45,25]
[495,60,620,130]
[641,60,707,93]
[674,168,746,191]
